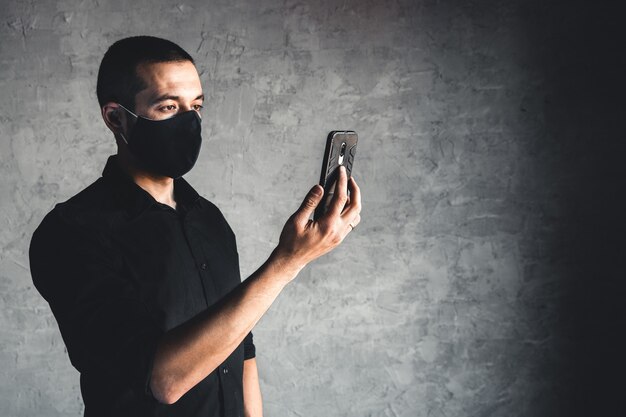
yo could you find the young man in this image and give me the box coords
[29,36,361,417]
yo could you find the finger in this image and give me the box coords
[341,176,361,220]
[348,213,361,229]
[292,185,324,227]
[341,213,361,240]
[326,166,348,218]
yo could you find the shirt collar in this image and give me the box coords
[101,155,201,216]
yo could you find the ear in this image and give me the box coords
[101,102,128,135]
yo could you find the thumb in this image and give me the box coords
[293,185,324,226]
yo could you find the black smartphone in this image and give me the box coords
[314,130,358,220]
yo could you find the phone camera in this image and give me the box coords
[338,142,347,165]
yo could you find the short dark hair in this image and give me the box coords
[96,36,195,111]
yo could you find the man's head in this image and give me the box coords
[98,35,204,129]
[98,36,205,177]
[97,36,196,112]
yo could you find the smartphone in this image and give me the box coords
[314,131,358,220]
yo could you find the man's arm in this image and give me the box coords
[243,358,263,417]
[150,168,361,404]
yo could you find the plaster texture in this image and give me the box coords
[1,1,624,416]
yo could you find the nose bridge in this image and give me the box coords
[179,102,193,112]
[178,100,201,119]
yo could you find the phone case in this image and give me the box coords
[314,130,358,220]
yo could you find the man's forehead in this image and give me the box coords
[135,61,202,98]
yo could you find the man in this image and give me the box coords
[29,36,361,417]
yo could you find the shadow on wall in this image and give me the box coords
[530,1,626,415]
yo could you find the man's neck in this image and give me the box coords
[116,150,177,210]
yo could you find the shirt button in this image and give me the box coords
[200,262,208,270]
[222,367,229,374]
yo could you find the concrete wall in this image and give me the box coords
[1,0,624,416]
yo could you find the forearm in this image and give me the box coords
[150,249,301,404]
[150,174,361,404]
[243,358,263,417]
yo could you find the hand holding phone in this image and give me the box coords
[314,131,358,220]
[274,154,361,276]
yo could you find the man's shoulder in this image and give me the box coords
[195,195,224,217]
[192,196,237,242]
[193,196,229,225]
[62,176,113,208]
[33,176,118,241]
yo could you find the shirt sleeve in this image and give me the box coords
[243,331,256,360]
[29,207,164,400]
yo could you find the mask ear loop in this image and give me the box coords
[117,103,139,119]
[116,103,138,145]
[119,132,129,145]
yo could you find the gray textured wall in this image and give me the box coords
[1,0,624,416]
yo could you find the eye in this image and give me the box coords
[193,104,204,111]
[159,104,177,112]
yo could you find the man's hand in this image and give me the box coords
[273,166,361,277]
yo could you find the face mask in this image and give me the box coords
[118,104,202,179]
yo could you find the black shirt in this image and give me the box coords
[29,155,255,417]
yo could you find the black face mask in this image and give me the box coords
[118,104,202,179]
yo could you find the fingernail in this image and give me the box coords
[311,185,323,197]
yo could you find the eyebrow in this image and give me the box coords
[151,93,205,104]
